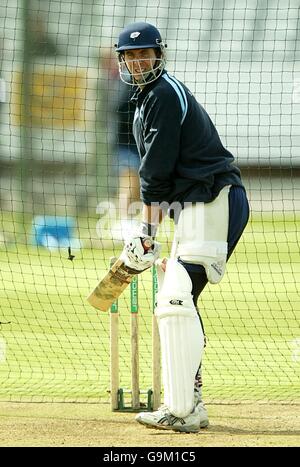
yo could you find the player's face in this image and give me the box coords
[124,48,158,84]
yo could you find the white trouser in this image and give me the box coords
[172,185,230,283]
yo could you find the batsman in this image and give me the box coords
[113,22,250,432]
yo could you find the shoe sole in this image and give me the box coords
[136,418,209,433]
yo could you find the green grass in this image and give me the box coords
[0,214,299,403]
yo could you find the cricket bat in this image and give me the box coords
[87,239,152,312]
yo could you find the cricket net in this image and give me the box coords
[0,0,299,404]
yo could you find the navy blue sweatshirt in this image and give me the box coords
[132,70,244,206]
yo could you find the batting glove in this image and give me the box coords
[121,223,161,273]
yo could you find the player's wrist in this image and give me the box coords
[139,221,158,239]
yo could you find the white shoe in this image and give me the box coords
[194,401,209,428]
[111,219,139,241]
[194,386,203,406]
[193,387,209,427]
[135,404,208,433]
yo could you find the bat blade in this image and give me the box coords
[87,258,137,311]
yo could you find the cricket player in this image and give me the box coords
[115,22,249,432]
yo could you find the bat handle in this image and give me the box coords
[142,237,153,251]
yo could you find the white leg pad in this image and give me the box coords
[155,259,204,418]
[154,258,167,291]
